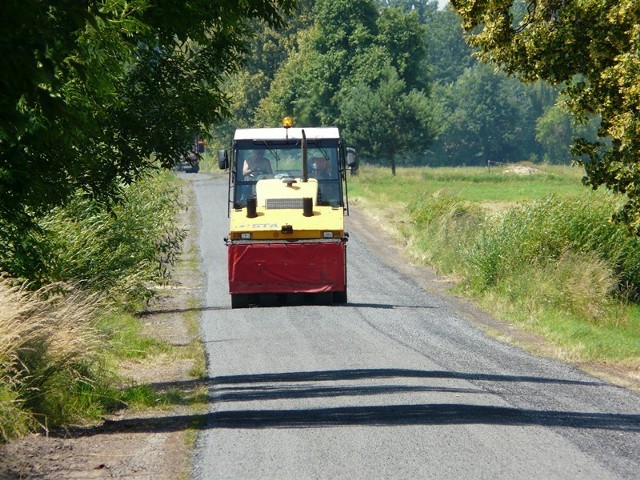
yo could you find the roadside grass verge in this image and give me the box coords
[0,284,201,444]
[0,171,187,305]
[0,171,204,443]
[350,165,640,367]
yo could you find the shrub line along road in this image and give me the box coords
[191,174,640,479]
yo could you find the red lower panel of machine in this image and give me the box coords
[228,241,345,294]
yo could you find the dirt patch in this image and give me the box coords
[0,408,195,479]
[503,165,542,175]
[0,181,204,480]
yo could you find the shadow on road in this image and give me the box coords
[137,302,438,315]
[65,403,640,436]
[205,403,640,431]
[52,368,640,438]
[209,383,481,403]
[150,367,607,391]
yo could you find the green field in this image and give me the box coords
[349,164,591,206]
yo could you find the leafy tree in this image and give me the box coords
[451,0,640,233]
[257,0,430,121]
[210,2,316,150]
[304,0,380,124]
[431,63,535,166]
[376,0,438,23]
[377,7,429,90]
[340,65,433,174]
[535,103,600,165]
[535,105,575,165]
[257,0,434,170]
[0,0,295,230]
[312,0,379,58]
[423,6,476,84]
[256,27,333,126]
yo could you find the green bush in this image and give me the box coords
[407,190,468,229]
[489,250,617,321]
[465,194,640,299]
[404,189,640,321]
[406,190,483,274]
[0,172,186,303]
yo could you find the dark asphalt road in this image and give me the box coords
[191,173,640,479]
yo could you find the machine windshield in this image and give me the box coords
[233,141,342,208]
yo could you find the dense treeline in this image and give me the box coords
[211,0,598,171]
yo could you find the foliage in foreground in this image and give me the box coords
[0,172,191,442]
[1,0,296,231]
[0,279,194,444]
[0,171,186,304]
[464,196,640,301]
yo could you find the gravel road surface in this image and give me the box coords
[191,174,640,479]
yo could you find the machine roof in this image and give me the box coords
[234,127,340,142]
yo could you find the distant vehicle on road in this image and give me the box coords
[174,137,205,173]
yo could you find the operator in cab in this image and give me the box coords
[311,156,333,179]
[243,150,273,179]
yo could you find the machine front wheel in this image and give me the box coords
[332,289,347,304]
[231,294,250,309]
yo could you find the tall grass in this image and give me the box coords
[465,194,640,300]
[352,166,640,364]
[406,191,483,275]
[0,278,114,442]
[1,171,186,305]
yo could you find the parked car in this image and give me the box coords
[174,151,200,173]
[173,137,205,173]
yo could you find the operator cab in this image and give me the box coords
[222,127,347,211]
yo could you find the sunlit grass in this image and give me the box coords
[119,384,202,411]
[350,164,590,206]
[98,310,173,360]
[0,278,111,441]
[0,172,205,443]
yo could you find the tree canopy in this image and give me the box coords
[0,0,295,227]
[340,64,433,174]
[206,1,596,182]
[253,0,433,173]
[431,63,536,166]
[451,0,640,233]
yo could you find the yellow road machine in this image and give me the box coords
[218,119,357,308]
